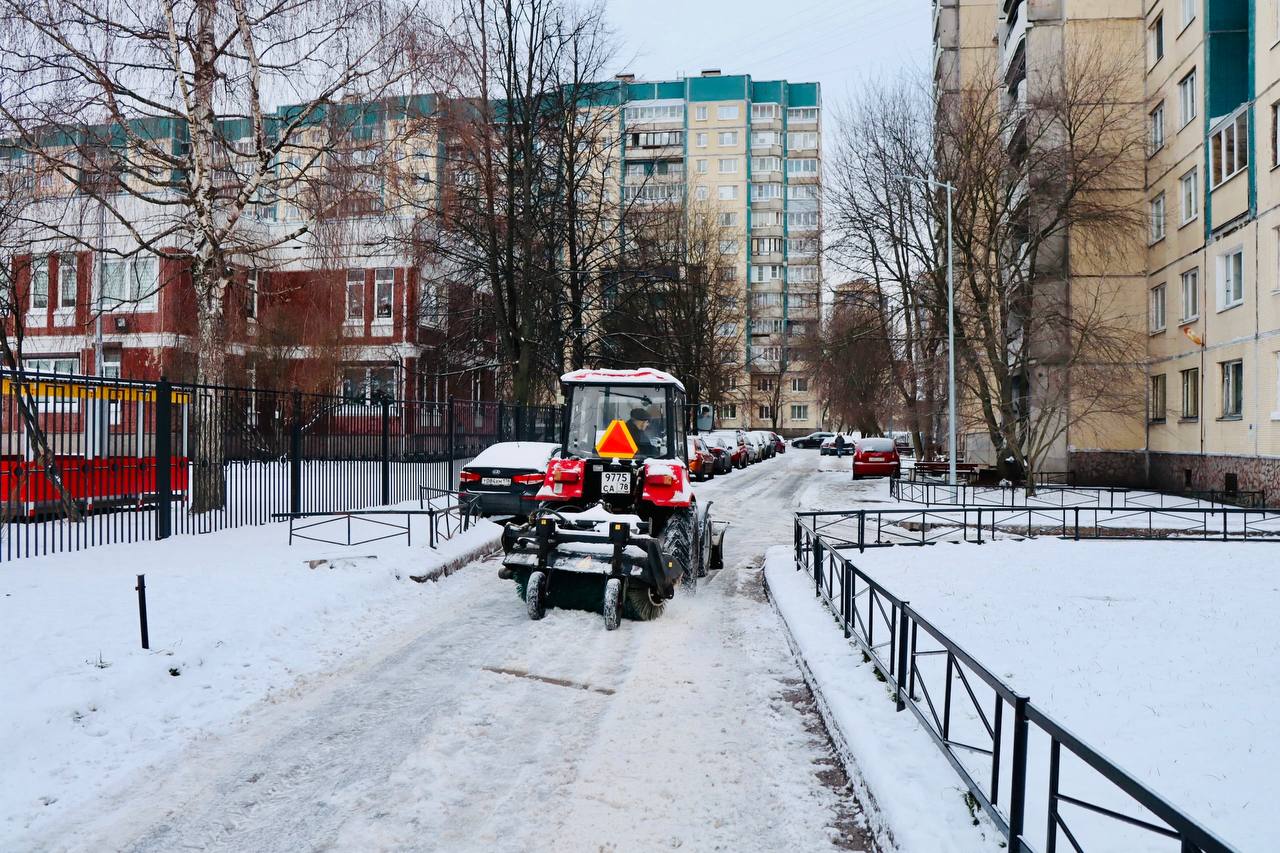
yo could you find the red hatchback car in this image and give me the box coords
[851,437,901,479]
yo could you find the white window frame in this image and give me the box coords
[787,107,818,124]
[1209,108,1248,188]
[1178,71,1197,128]
[717,185,737,201]
[1148,14,1164,67]
[789,404,809,421]
[58,254,77,309]
[1180,268,1199,322]
[1181,367,1200,419]
[718,211,738,227]
[696,159,708,174]
[1271,352,1280,420]
[1150,283,1167,333]
[245,268,258,321]
[717,105,740,121]
[1181,0,1195,29]
[718,157,739,174]
[751,131,778,149]
[1149,193,1166,243]
[695,106,707,121]
[1179,168,1198,223]
[751,103,778,121]
[696,132,708,148]
[787,131,818,150]
[101,256,159,312]
[1218,247,1244,310]
[695,185,710,201]
[1150,103,1165,154]
[30,258,49,309]
[717,131,738,146]
[345,269,365,322]
[373,268,394,323]
[1221,359,1243,418]
[790,377,808,392]
[750,183,782,201]
[1150,373,1167,422]
[786,158,819,176]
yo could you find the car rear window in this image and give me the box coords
[859,438,895,452]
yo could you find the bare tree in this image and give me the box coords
[803,285,893,436]
[0,0,438,510]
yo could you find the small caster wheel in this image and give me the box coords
[526,570,547,621]
[603,578,622,631]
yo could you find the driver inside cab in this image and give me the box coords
[625,407,658,457]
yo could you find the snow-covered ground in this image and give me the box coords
[3,451,907,853]
[791,504,1277,852]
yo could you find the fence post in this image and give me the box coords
[496,401,506,442]
[895,602,910,711]
[380,398,391,506]
[447,395,456,489]
[812,536,824,596]
[514,402,525,441]
[135,574,150,649]
[1009,695,1030,847]
[154,377,172,540]
[794,517,801,567]
[289,391,302,514]
[842,561,852,639]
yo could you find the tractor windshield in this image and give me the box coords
[565,384,672,461]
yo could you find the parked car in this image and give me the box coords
[751,431,775,459]
[851,437,901,479]
[714,430,750,469]
[739,429,761,464]
[701,433,736,474]
[792,431,834,449]
[458,441,561,517]
[686,435,717,481]
[820,434,858,457]
[770,432,786,454]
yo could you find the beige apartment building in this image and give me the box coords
[934,0,1280,492]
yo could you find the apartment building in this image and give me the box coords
[612,71,824,435]
[933,0,1280,492]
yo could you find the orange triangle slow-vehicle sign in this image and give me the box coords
[596,419,639,459]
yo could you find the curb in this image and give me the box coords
[409,531,503,583]
[763,570,900,853]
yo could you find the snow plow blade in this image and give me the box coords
[501,515,680,596]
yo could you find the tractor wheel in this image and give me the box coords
[603,578,622,630]
[662,508,696,595]
[526,570,547,620]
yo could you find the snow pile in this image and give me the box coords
[0,511,502,846]
[847,538,1276,851]
[464,441,560,470]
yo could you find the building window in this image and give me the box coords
[1218,247,1244,309]
[755,375,776,392]
[786,158,819,176]
[1180,268,1199,321]
[374,268,393,320]
[1149,193,1165,243]
[718,157,739,174]
[1209,109,1248,187]
[1179,169,1198,223]
[58,254,77,308]
[24,355,78,375]
[718,239,739,255]
[1181,367,1200,419]
[695,106,707,121]
[717,105,740,120]
[718,403,737,420]
[752,156,782,172]
[757,404,773,420]
[790,265,819,282]
[791,377,808,392]
[29,258,49,309]
[751,103,778,121]
[719,211,738,227]
[245,268,258,319]
[788,237,818,255]
[1150,373,1166,422]
[1148,14,1164,66]
[750,183,782,201]
[717,185,737,201]
[787,131,818,150]
[101,256,159,311]
[1220,359,1243,418]
[345,269,365,321]
[1149,103,1165,153]
[341,365,397,405]
[1273,353,1280,420]
[751,266,783,285]
[1181,0,1195,27]
[718,131,738,146]
[101,350,121,380]
[695,185,710,201]
[751,131,778,148]
[787,107,818,123]
[788,211,819,229]
[696,159,708,174]
[624,103,683,123]
[1273,102,1280,167]
[1150,284,1166,332]
[696,132,707,147]
[1178,71,1197,127]
[790,404,809,421]
[751,237,784,255]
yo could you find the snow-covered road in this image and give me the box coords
[30,451,883,853]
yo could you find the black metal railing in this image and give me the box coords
[894,475,1269,510]
[0,370,561,560]
[793,513,1241,853]
[803,505,1280,550]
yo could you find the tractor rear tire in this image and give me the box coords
[526,570,547,620]
[603,578,622,630]
[663,508,696,594]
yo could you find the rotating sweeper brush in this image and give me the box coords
[498,369,725,630]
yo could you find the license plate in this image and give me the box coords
[601,471,632,495]
[481,477,510,487]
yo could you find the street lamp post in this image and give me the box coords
[896,174,957,486]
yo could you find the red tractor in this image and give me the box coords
[498,368,725,629]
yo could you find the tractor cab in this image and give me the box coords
[498,368,724,629]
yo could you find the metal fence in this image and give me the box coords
[803,505,1280,550]
[896,472,1269,510]
[793,512,1242,853]
[0,370,561,560]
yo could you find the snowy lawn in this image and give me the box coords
[842,537,1279,852]
[0,508,502,846]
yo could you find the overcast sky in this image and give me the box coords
[603,0,932,107]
